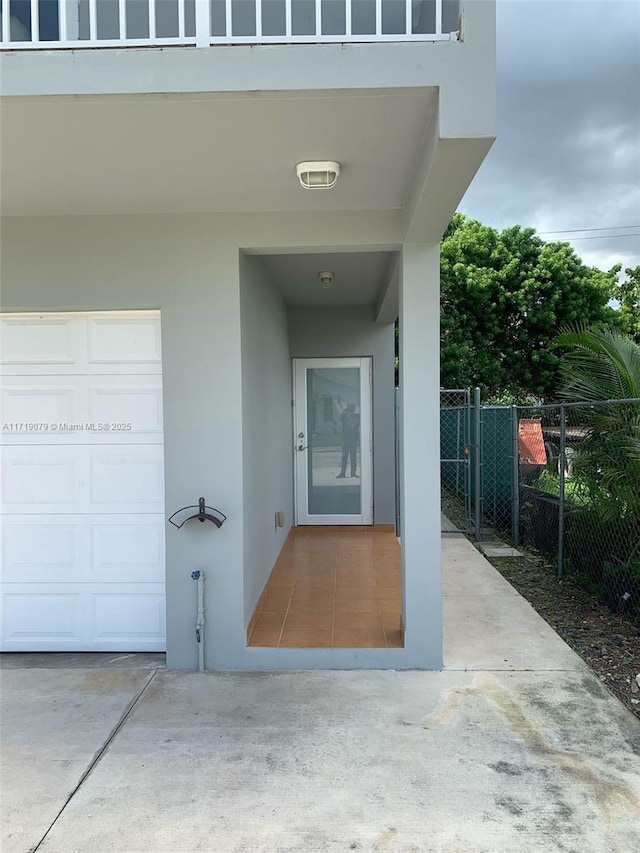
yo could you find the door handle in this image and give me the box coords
[297,444,308,451]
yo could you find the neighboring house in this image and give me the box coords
[0,0,496,670]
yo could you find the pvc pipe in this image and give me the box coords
[191,570,205,672]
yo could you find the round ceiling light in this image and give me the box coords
[296,161,341,190]
[318,271,335,289]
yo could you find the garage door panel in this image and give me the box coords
[2,515,164,584]
[89,447,164,512]
[0,314,86,375]
[92,590,165,644]
[1,584,165,651]
[1,382,78,429]
[1,447,83,512]
[90,518,165,582]
[2,519,83,582]
[0,315,78,368]
[88,379,163,435]
[2,590,84,646]
[2,445,164,514]
[1,375,163,445]
[87,314,162,366]
[1,313,162,376]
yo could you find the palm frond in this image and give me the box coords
[550,325,640,400]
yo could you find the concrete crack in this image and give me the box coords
[30,667,159,853]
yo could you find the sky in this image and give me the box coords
[459,0,640,273]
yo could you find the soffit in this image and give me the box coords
[260,250,395,307]
[0,88,437,216]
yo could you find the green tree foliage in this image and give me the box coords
[608,264,640,342]
[440,214,615,399]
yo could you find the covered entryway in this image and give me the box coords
[241,249,402,651]
[0,311,166,652]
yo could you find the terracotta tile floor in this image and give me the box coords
[248,526,403,649]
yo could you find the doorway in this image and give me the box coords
[293,358,373,525]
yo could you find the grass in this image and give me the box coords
[533,469,591,506]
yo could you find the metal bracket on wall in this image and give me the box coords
[168,497,226,529]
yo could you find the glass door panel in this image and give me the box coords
[307,365,360,516]
[294,358,372,525]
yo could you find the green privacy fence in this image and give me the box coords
[440,391,516,540]
[471,405,514,535]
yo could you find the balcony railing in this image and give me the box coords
[1,0,462,49]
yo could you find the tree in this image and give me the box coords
[440,214,616,399]
[549,326,640,531]
[608,264,640,343]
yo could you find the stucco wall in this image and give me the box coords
[239,255,293,627]
[1,210,419,670]
[288,306,395,524]
[0,214,249,670]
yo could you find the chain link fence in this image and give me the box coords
[440,389,472,533]
[440,391,640,626]
[440,389,514,539]
[516,398,640,626]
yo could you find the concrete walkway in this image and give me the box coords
[2,535,639,853]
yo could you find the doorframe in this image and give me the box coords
[293,357,373,526]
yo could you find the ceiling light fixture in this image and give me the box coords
[296,161,341,190]
[318,271,335,289]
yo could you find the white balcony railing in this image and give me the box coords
[1,0,462,49]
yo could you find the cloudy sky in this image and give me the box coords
[459,0,640,272]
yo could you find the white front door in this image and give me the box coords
[0,311,166,652]
[294,358,373,525]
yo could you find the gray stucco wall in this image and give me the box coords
[288,306,396,524]
[240,255,293,627]
[0,214,249,671]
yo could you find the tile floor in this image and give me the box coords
[248,526,403,648]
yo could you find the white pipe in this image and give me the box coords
[191,569,206,672]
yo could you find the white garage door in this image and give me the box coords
[0,311,166,651]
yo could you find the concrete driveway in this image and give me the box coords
[2,535,639,853]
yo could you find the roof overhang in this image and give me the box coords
[0,87,440,218]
